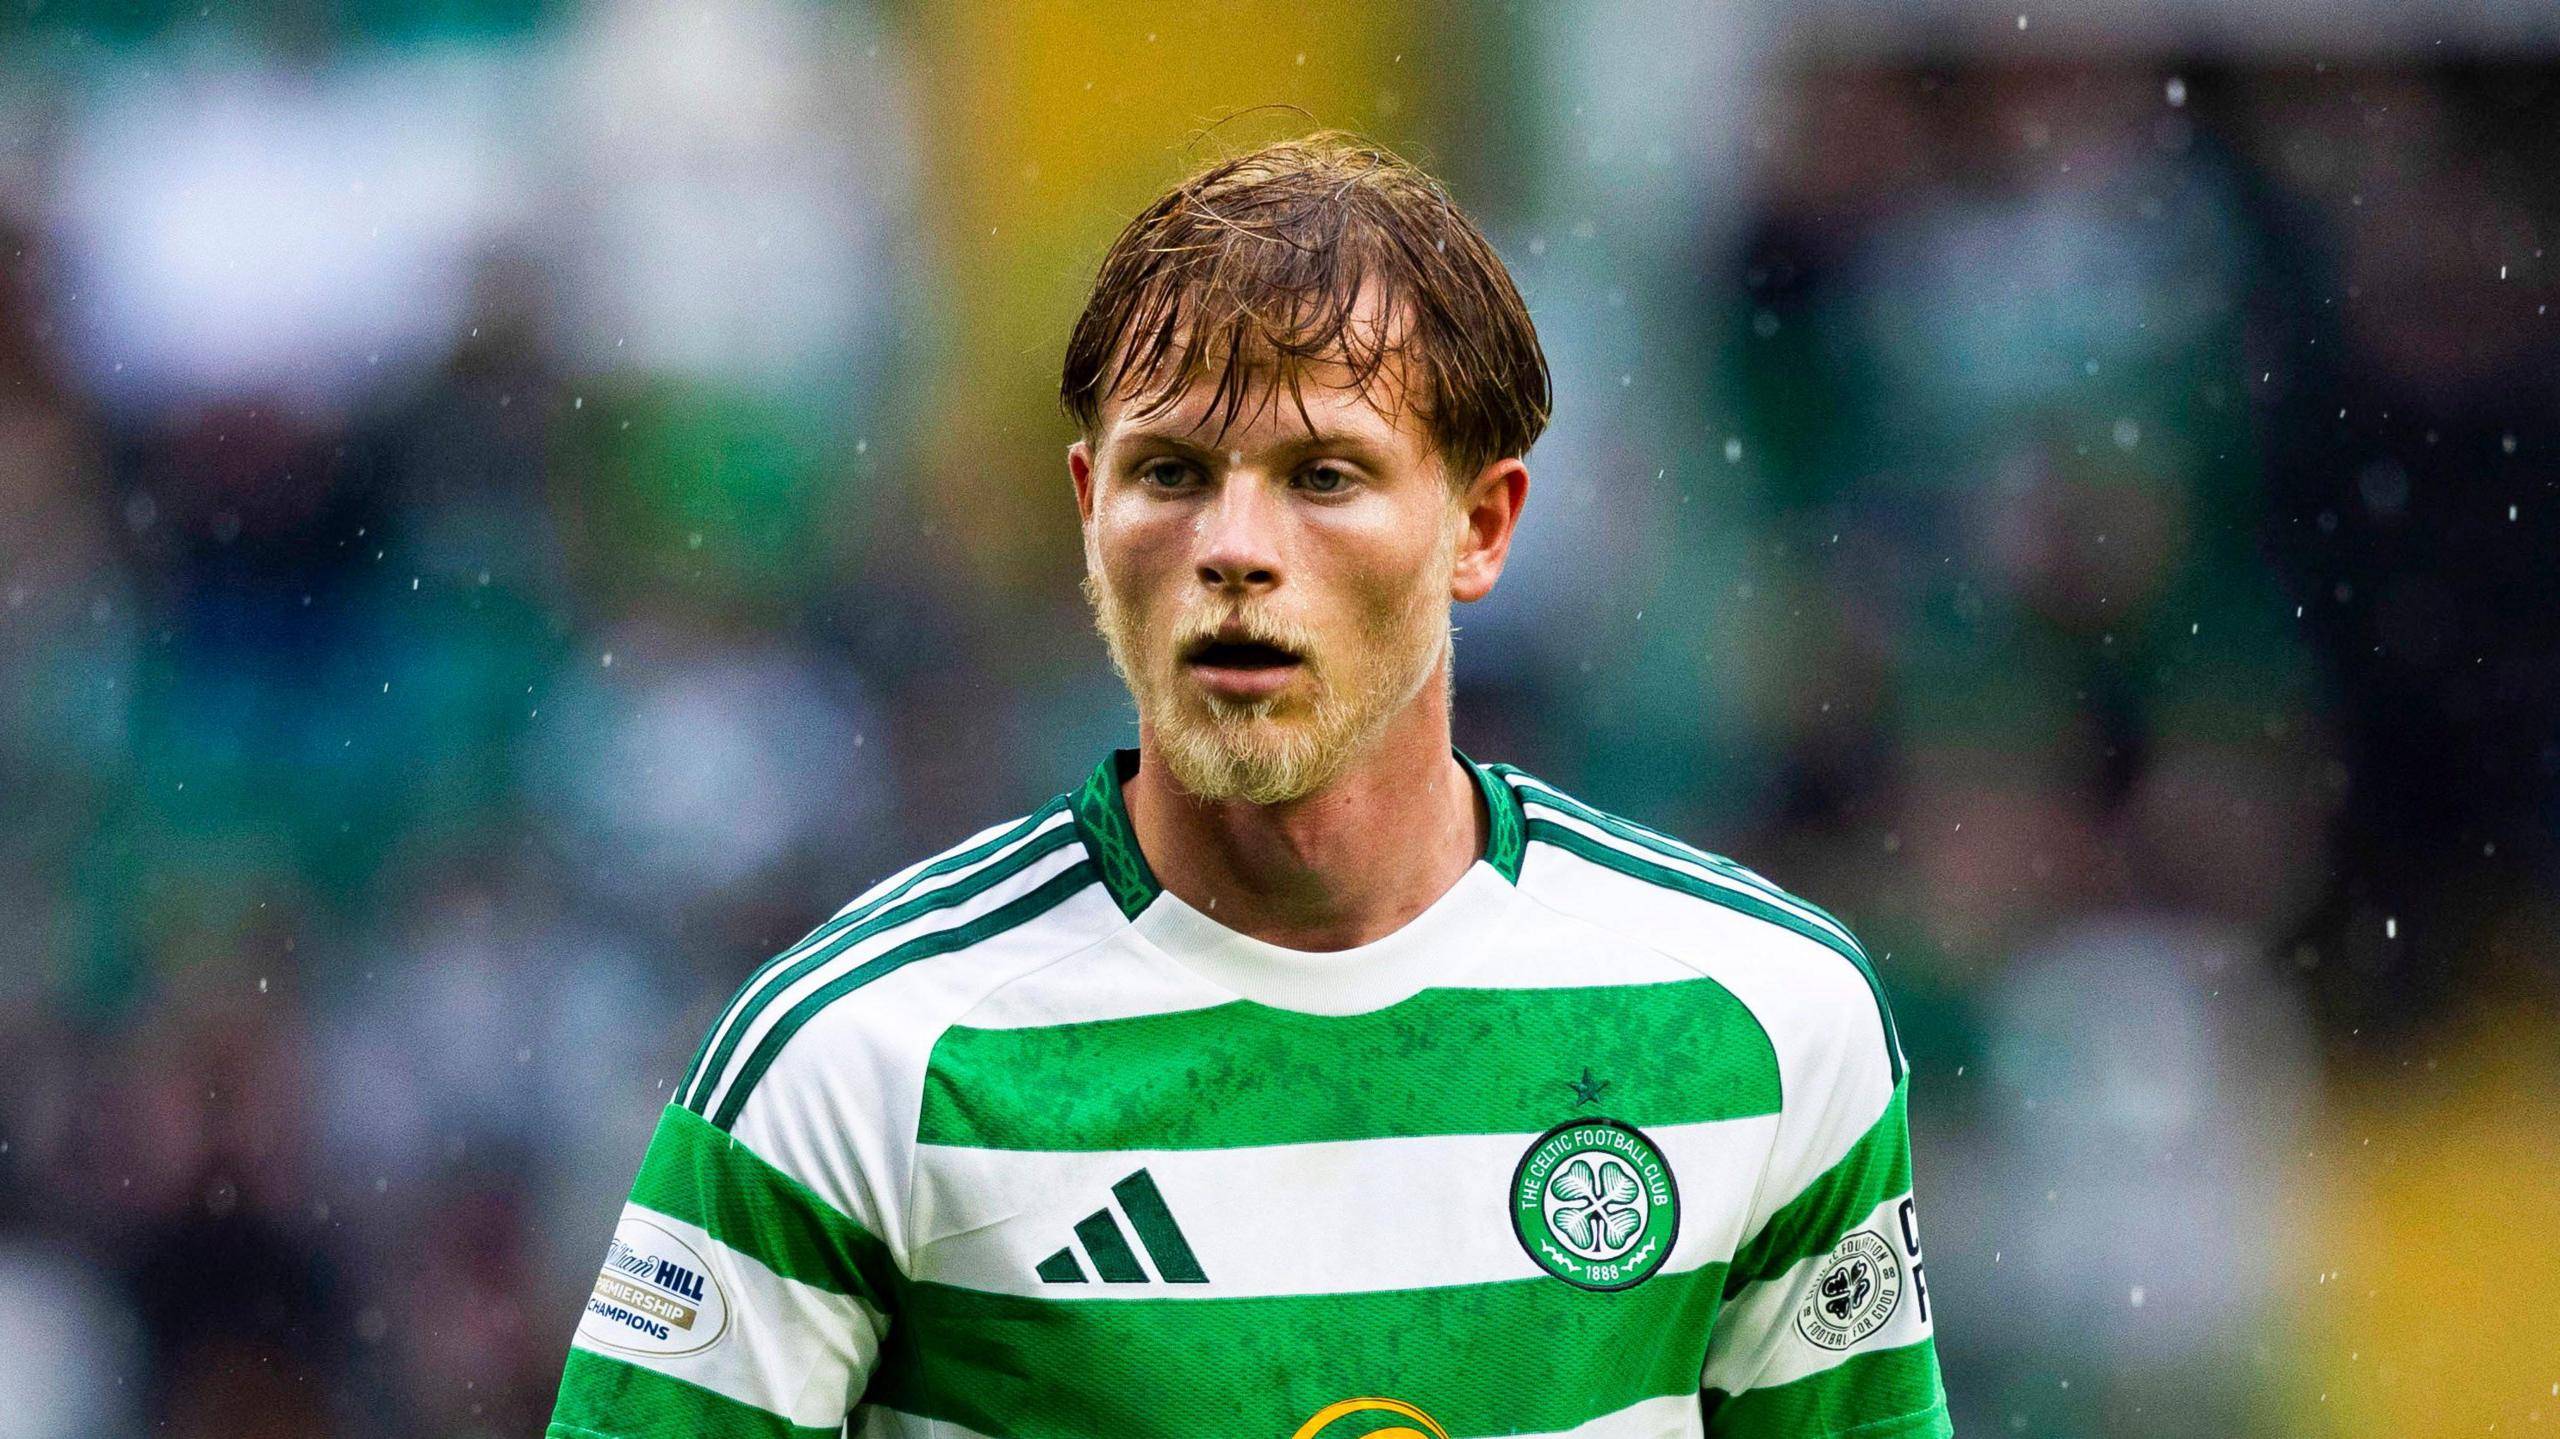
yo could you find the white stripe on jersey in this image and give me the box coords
[952,904,1703,1034]
[912,1112,1781,1300]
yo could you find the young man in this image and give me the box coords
[548,132,1950,1439]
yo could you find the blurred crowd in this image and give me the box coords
[0,5,2555,1436]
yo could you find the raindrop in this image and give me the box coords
[1724,438,1744,463]
[2164,76,2187,107]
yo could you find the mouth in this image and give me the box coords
[1180,634,1305,700]
[1183,638,1303,670]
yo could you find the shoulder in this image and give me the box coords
[672,793,1127,1138]
[1486,761,1906,1092]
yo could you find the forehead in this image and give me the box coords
[1089,285,1435,459]
[1095,350,1429,458]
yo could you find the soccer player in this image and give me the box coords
[548,132,1950,1439]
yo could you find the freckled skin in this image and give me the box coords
[1066,324,1531,952]
[1072,366,1468,806]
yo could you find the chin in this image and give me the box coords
[1156,708,1347,806]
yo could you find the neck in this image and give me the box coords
[1125,691,1487,951]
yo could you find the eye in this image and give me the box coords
[1298,463,1354,494]
[1136,457,1198,490]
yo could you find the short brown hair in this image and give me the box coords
[1060,130,1550,483]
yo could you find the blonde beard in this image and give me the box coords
[1083,506,1464,807]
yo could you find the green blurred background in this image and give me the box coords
[1,1,2556,1434]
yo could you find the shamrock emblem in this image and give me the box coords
[1548,1155,1645,1255]
[1820,1256,1874,1322]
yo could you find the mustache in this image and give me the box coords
[1173,609,1319,657]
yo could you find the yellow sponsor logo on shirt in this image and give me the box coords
[1290,1397,1449,1439]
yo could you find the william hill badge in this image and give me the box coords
[1510,1118,1679,1290]
[579,1214,731,1357]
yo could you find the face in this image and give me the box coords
[1071,342,1522,807]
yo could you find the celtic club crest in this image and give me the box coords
[1509,1117,1680,1290]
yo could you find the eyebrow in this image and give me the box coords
[1113,424,1393,460]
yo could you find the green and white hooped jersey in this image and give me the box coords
[550,748,1949,1439]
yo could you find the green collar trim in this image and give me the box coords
[1457,744,1528,884]
[1069,745,1527,922]
[1071,748,1163,921]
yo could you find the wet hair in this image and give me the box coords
[1061,129,1550,483]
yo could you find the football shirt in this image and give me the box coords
[550,746,1949,1439]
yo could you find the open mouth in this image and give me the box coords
[1185,639,1302,670]
[1180,637,1306,699]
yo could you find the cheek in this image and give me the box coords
[1094,522,1182,626]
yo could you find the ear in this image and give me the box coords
[1449,457,1529,604]
[1069,440,1098,525]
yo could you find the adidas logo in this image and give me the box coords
[1035,1168,1207,1284]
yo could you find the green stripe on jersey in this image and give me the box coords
[1724,1079,1911,1299]
[1699,1339,1949,1438]
[710,860,1100,1131]
[626,1104,900,1311]
[678,801,1067,1106]
[1523,816,1906,1085]
[865,1263,1725,1439]
[917,978,1778,1151]
[549,1349,841,1439]
[686,817,1079,1115]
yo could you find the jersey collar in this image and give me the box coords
[1068,743,1526,924]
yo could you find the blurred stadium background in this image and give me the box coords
[3,1,2557,1434]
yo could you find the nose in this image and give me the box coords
[1195,472,1283,595]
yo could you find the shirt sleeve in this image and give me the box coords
[547,1096,898,1437]
[1700,989,1950,1437]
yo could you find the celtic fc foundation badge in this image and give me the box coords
[1510,1117,1680,1291]
[1794,1229,1902,1350]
